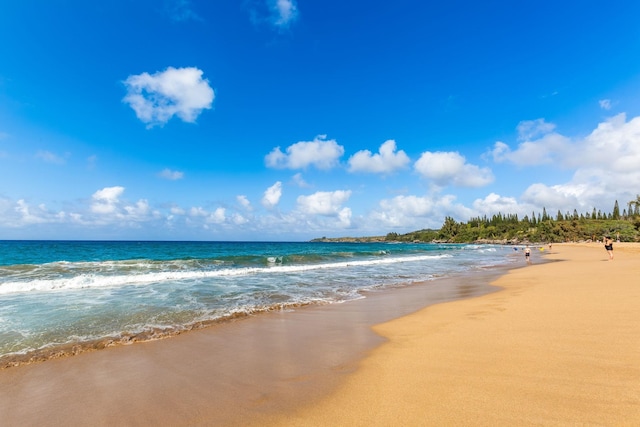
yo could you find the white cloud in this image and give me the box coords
[123,67,214,128]
[36,150,67,165]
[348,140,410,174]
[91,186,125,214]
[517,119,556,141]
[232,213,248,225]
[123,199,150,219]
[208,207,226,224]
[159,168,184,180]
[471,193,527,216]
[414,151,493,187]
[490,119,571,166]
[491,113,640,213]
[294,190,352,228]
[296,190,351,216]
[291,173,310,188]
[569,113,640,172]
[15,200,51,225]
[262,181,283,209]
[265,135,344,170]
[490,133,571,166]
[170,206,186,215]
[271,0,298,28]
[190,207,208,217]
[237,195,252,210]
[369,194,472,230]
[599,99,612,110]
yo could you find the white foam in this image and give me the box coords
[0,254,450,296]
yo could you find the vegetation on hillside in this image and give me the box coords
[386,197,640,244]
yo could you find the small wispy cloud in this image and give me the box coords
[247,0,299,31]
[159,168,184,180]
[87,155,97,170]
[164,0,202,22]
[271,0,298,28]
[36,150,67,165]
[599,99,612,110]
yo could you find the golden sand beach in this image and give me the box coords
[259,243,640,426]
[1,243,638,426]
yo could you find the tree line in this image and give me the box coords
[386,196,640,243]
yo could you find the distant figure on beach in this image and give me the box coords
[604,236,614,260]
[524,245,531,264]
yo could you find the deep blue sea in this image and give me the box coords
[0,240,518,363]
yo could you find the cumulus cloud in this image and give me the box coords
[296,190,351,216]
[188,206,226,224]
[91,186,125,214]
[123,67,214,128]
[159,168,184,180]
[369,194,472,230]
[262,181,282,209]
[471,193,527,216]
[296,190,352,227]
[491,113,640,212]
[414,151,493,187]
[209,207,226,224]
[570,113,640,171]
[348,140,410,174]
[265,135,344,170]
[490,118,571,166]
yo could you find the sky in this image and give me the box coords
[1,0,640,241]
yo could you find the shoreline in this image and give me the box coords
[258,242,640,426]
[3,243,636,425]
[0,254,516,426]
[0,247,520,370]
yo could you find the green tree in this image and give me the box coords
[613,200,621,220]
[439,216,460,241]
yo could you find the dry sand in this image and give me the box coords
[1,243,638,426]
[259,243,640,426]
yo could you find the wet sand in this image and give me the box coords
[2,243,638,426]
[0,255,506,426]
[259,243,640,426]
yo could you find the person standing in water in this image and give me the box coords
[524,245,531,264]
[604,236,614,260]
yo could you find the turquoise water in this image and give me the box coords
[0,240,517,361]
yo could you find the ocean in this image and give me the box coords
[0,240,517,365]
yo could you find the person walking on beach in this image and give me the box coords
[604,236,614,260]
[524,245,531,264]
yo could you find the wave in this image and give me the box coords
[0,254,451,296]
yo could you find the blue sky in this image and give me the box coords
[1,0,640,241]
